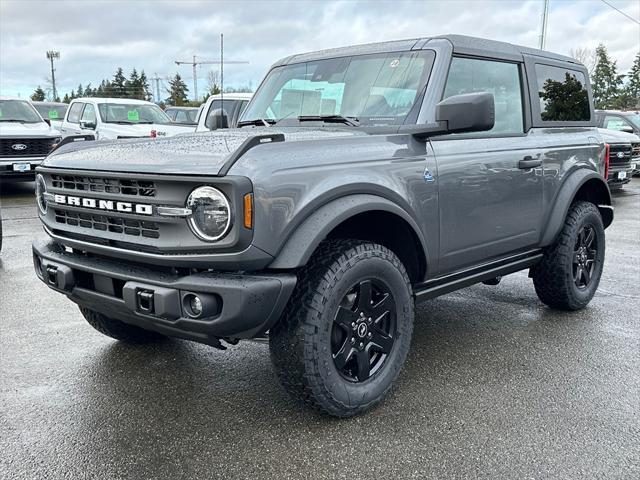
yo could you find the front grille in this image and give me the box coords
[632,143,640,159]
[51,174,156,197]
[608,144,632,167]
[54,209,160,239]
[0,137,55,157]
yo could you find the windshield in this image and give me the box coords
[172,108,198,124]
[98,103,172,124]
[0,100,44,123]
[33,104,68,121]
[240,50,435,127]
[624,113,640,128]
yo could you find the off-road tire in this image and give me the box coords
[531,201,605,311]
[269,240,414,417]
[79,307,165,343]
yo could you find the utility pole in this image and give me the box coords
[538,0,549,50]
[174,36,248,102]
[150,73,162,103]
[46,50,60,101]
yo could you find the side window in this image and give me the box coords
[205,100,236,129]
[535,64,590,122]
[80,104,96,123]
[66,102,84,124]
[443,57,524,135]
[165,109,175,120]
[603,115,632,131]
[175,110,188,123]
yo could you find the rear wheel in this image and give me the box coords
[79,307,165,343]
[531,201,605,310]
[269,240,413,417]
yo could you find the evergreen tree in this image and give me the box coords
[84,83,93,97]
[76,83,84,99]
[625,53,640,109]
[30,86,46,101]
[166,73,189,106]
[62,93,71,103]
[139,70,150,100]
[592,44,623,109]
[112,67,127,97]
[127,68,142,99]
[69,88,76,100]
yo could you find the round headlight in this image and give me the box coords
[35,174,47,214]
[186,186,231,241]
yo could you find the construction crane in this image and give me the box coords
[174,35,248,101]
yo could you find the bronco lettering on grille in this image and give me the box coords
[52,195,153,215]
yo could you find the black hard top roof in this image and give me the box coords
[275,34,581,67]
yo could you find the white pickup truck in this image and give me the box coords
[59,98,196,140]
[0,96,62,181]
[194,93,252,132]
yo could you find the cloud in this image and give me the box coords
[0,0,638,99]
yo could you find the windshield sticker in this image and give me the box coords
[389,59,400,68]
[127,110,140,121]
[48,110,59,119]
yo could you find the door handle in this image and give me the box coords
[518,156,542,169]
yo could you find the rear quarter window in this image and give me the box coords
[534,64,590,122]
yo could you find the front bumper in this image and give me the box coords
[607,165,634,186]
[33,239,297,345]
[0,157,44,180]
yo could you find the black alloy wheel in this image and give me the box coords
[332,279,396,382]
[573,224,597,289]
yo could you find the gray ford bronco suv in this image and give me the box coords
[33,35,613,417]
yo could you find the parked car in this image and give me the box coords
[598,128,639,190]
[59,98,196,140]
[194,93,252,132]
[32,102,68,133]
[164,106,199,125]
[597,110,640,175]
[33,35,612,417]
[0,96,61,181]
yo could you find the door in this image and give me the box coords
[430,56,544,273]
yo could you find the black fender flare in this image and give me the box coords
[268,194,428,271]
[540,170,613,247]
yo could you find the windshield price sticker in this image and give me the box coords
[127,110,140,121]
[48,110,59,119]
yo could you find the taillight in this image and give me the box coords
[603,143,610,179]
[150,130,157,138]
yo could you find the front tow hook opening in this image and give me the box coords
[46,266,58,286]
[136,289,155,314]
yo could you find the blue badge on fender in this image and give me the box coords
[424,169,435,182]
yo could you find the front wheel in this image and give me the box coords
[531,201,605,311]
[269,240,414,417]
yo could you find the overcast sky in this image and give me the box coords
[1,0,638,101]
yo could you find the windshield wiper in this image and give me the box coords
[237,118,276,128]
[297,115,360,127]
[0,119,27,123]
[107,121,136,125]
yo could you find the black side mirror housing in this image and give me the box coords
[81,121,96,130]
[436,92,495,134]
[620,126,634,134]
[209,108,229,130]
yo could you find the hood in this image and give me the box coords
[42,126,365,175]
[597,128,640,144]
[99,122,196,138]
[0,121,60,137]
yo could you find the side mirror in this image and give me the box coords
[81,121,96,130]
[620,126,634,134]
[209,108,229,130]
[436,92,495,134]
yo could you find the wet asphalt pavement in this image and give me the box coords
[1,179,638,480]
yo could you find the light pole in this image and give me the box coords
[46,50,60,101]
[538,0,549,50]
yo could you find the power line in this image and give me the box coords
[600,0,640,25]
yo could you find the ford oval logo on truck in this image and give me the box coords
[11,143,28,151]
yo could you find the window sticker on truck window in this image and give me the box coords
[48,110,59,119]
[127,110,140,121]
[389,59,400,68]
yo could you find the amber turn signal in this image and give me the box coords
[244,193,253,229]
